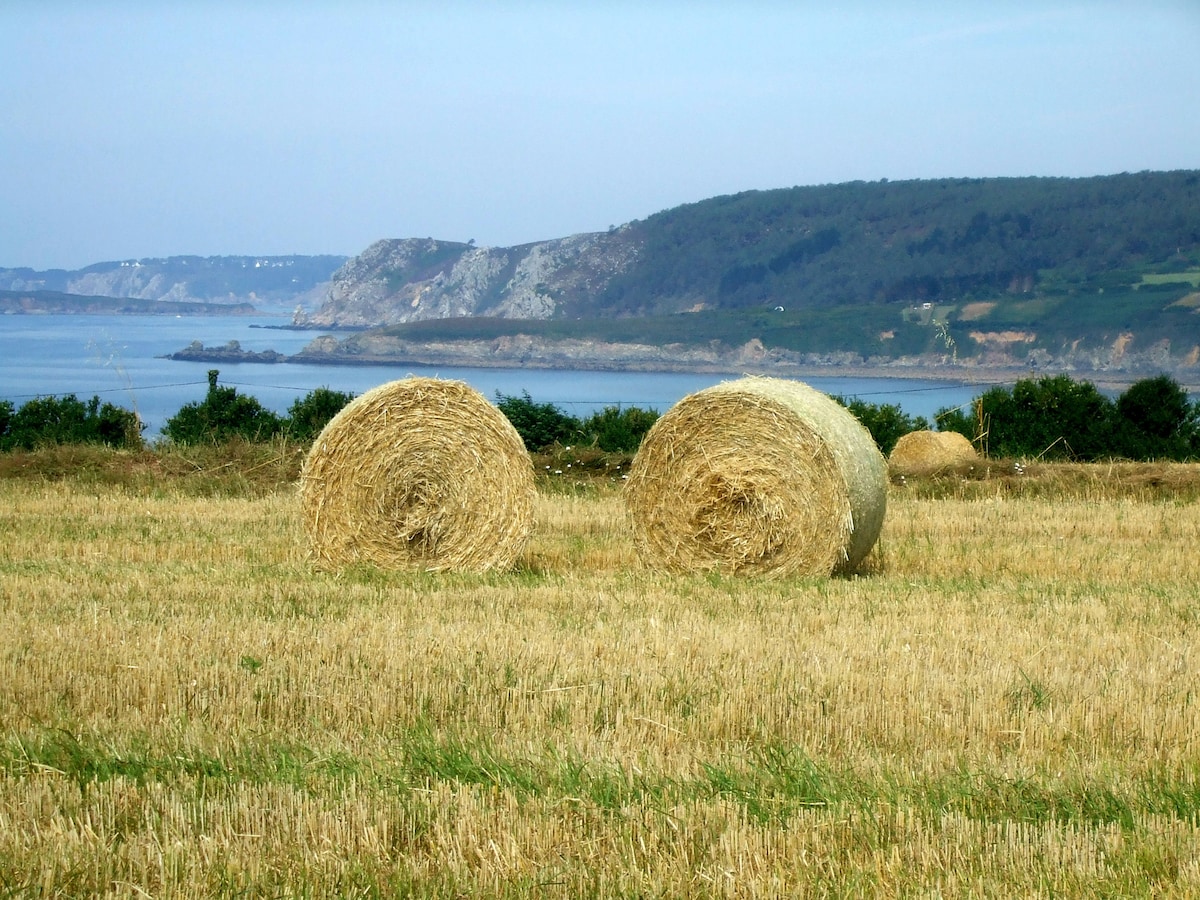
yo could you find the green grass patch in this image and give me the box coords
[1141,270,1200,287]
[8,725,1198,830]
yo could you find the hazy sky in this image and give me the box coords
[4,1,1199,270]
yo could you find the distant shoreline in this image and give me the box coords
[0,296,259,317]
[167,341,1199,393]
[286,358,1196,392]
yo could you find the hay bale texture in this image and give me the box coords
[888,429,978,477]
[300,378,534,573]
[623,376,887,577]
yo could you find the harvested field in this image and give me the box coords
[1,455,1199,895]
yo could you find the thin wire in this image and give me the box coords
[3,376,1017,407]
[2,381,211,401]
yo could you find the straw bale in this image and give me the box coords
[300,378,534,572]
[623,376,887,577]
[889,429,979,477]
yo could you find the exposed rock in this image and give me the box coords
[281,329,1200,389]
[306,228,641,327]
[0,256,346,309]
[165,340,285,363]
[291,330,883,375]
[0,291,258,316]
[69,269,172,300]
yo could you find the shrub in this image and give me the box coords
[936,374,1200,462]
[284,387,356,443]
[836,398,930,455]
[0,394,143,451]
[495,391,581,451]
[934,403,977,443]
[162,370,283,445]
[579,405,659,452]
[1112,375,1199,461]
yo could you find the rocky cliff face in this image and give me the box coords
[299,228,640,327]
[0,256,346,309]
[66,268,186,301]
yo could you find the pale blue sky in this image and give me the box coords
[3,1,1199,270]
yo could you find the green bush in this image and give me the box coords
[837,398,930,455]
[1112,374,1199,461]
[0,394,143,451]
[162,370,283,445]
[935,374,1199,462]
[579,405,659,452]
[284,387,356,443]
[939,375,1113,460]
[934,403,976,443]
[495,391,581,451]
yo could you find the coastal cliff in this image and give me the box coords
[294,173,1200,379]
[0,255,347,310]
[297,230,641,327]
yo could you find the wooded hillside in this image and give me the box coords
[586,171,1200,317]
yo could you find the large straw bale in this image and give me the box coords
[623,376,887,577]
[889,429,979,477]
[300,378,534,573]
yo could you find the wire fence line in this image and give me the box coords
[3,377,1016,406]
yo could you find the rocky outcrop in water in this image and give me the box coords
[165,340,285,364]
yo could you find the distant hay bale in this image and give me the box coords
[623,376,887,577]
[300,378,534,573]
[889,430,979,477]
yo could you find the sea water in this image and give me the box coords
[0,313,990,437]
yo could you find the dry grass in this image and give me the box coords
[0,438,307,496]
[2,460,1200,895]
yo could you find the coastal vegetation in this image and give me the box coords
[3,371,1198,462]
[306,171,1200,372]
[596,171,1200,319]
[356,263,1200,370]
[0,290,260,316]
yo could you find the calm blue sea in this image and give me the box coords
[0,314,990,437]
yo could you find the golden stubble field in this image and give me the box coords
[1,459,1199,897]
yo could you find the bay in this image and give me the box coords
[0,314,987,437]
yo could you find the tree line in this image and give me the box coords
[1,369,1197,464]
[0,370,354,453]
[593,171,1200,317]
[838,373,1199,462]
[935,373,1199,462]
[0,371,662,456]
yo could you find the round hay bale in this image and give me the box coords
[888,429,978,477]
[623,376,887,577]
[300,378,534,573]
